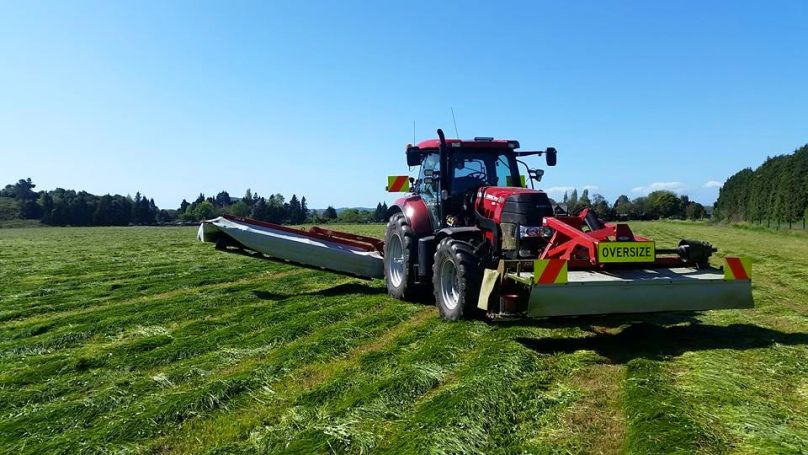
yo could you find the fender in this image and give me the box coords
[385,195,432,236]
[415,227,482,280]
[434,227,482,243]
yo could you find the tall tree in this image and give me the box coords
[267,194,285,223]
[373,202,385,222]
[215,191,231,208]
[568,189,578,211]
[288,194,302,224]
[323,206,338,221]
[251,197,268,221]
[93,195,113,225]
[647,190,682,219]
[590,193,611,220]
[300,196,309,223]
[228,200,250,217]
[193,201,216,220]
[39,193,54,224]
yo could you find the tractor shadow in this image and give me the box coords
[251,282,386,301]
[512,315,808,363]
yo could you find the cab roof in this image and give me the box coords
[414,137,520,151]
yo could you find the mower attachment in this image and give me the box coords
[481,258,753,318]
[199,215,384,279]
[526,264,752,317]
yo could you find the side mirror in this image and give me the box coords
[406,146,425,167]
[529,168,545,182]
[545,147,557,166]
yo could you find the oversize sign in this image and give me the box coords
[597,241,655,263]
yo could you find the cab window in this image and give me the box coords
[450,152,520,194]
[417,153,440,198]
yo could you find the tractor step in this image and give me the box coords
[506,267,753,317]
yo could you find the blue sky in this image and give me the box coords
[1,1,806,209]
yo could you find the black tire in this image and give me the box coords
[432,237,483,321]
[384,213,424,300]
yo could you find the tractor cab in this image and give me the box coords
[406,132,556,231]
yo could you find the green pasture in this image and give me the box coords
[0,222,806,454]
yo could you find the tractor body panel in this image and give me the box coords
[389,195,433,235]
[474,187,554,225]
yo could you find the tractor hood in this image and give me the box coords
[475,186,554,225]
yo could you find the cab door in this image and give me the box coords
[416,152,442,230]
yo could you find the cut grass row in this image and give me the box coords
[1,222,807,454]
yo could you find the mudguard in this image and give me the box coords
[386,195,433,235]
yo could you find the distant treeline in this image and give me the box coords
[558,188,707,221]
[178,190,390,224]
[0,178,390,226]
[0,179,165,226]
[714,144,808,222]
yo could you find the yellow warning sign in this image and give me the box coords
[597,241,655,263]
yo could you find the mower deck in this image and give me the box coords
[199,216,384,279]
[506,267,753,317]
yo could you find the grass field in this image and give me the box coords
[1,222,807,454]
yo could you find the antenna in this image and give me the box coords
[413,120,416,144]
[450,107,459,139]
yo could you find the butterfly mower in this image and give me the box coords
[199,129,753,320]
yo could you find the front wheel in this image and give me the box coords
[384,213,424,300]
[432,238,483,321]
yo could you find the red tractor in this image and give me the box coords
[382,129,752,320]
[200,129,752,321]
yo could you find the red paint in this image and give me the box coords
[309,226,385,254]
[415,138,515,150]
[541,215,602,266]
[391,195,432,235]
[474,187,548,224]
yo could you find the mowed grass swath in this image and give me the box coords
[0,222,807,454]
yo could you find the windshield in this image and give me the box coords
[449,151,520,194]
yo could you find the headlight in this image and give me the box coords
[519,225,553,239]
[519,225,542,238]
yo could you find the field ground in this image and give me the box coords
[1,222,806,454]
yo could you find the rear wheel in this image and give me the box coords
[432,238,483,321]
[384,213,423,300]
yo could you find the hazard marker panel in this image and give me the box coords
[724,257,751,281]
[386,176,410,192]
[534,259,568,285]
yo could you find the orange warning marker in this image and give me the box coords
[534,259,568,285]
[724,257,751,281]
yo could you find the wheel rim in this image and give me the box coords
[440,258,459,310]
[388,234,404,287]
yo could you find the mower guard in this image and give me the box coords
[514,267,753,317]
[199,216,384,279]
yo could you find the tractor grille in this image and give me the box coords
[500,192,554,225]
